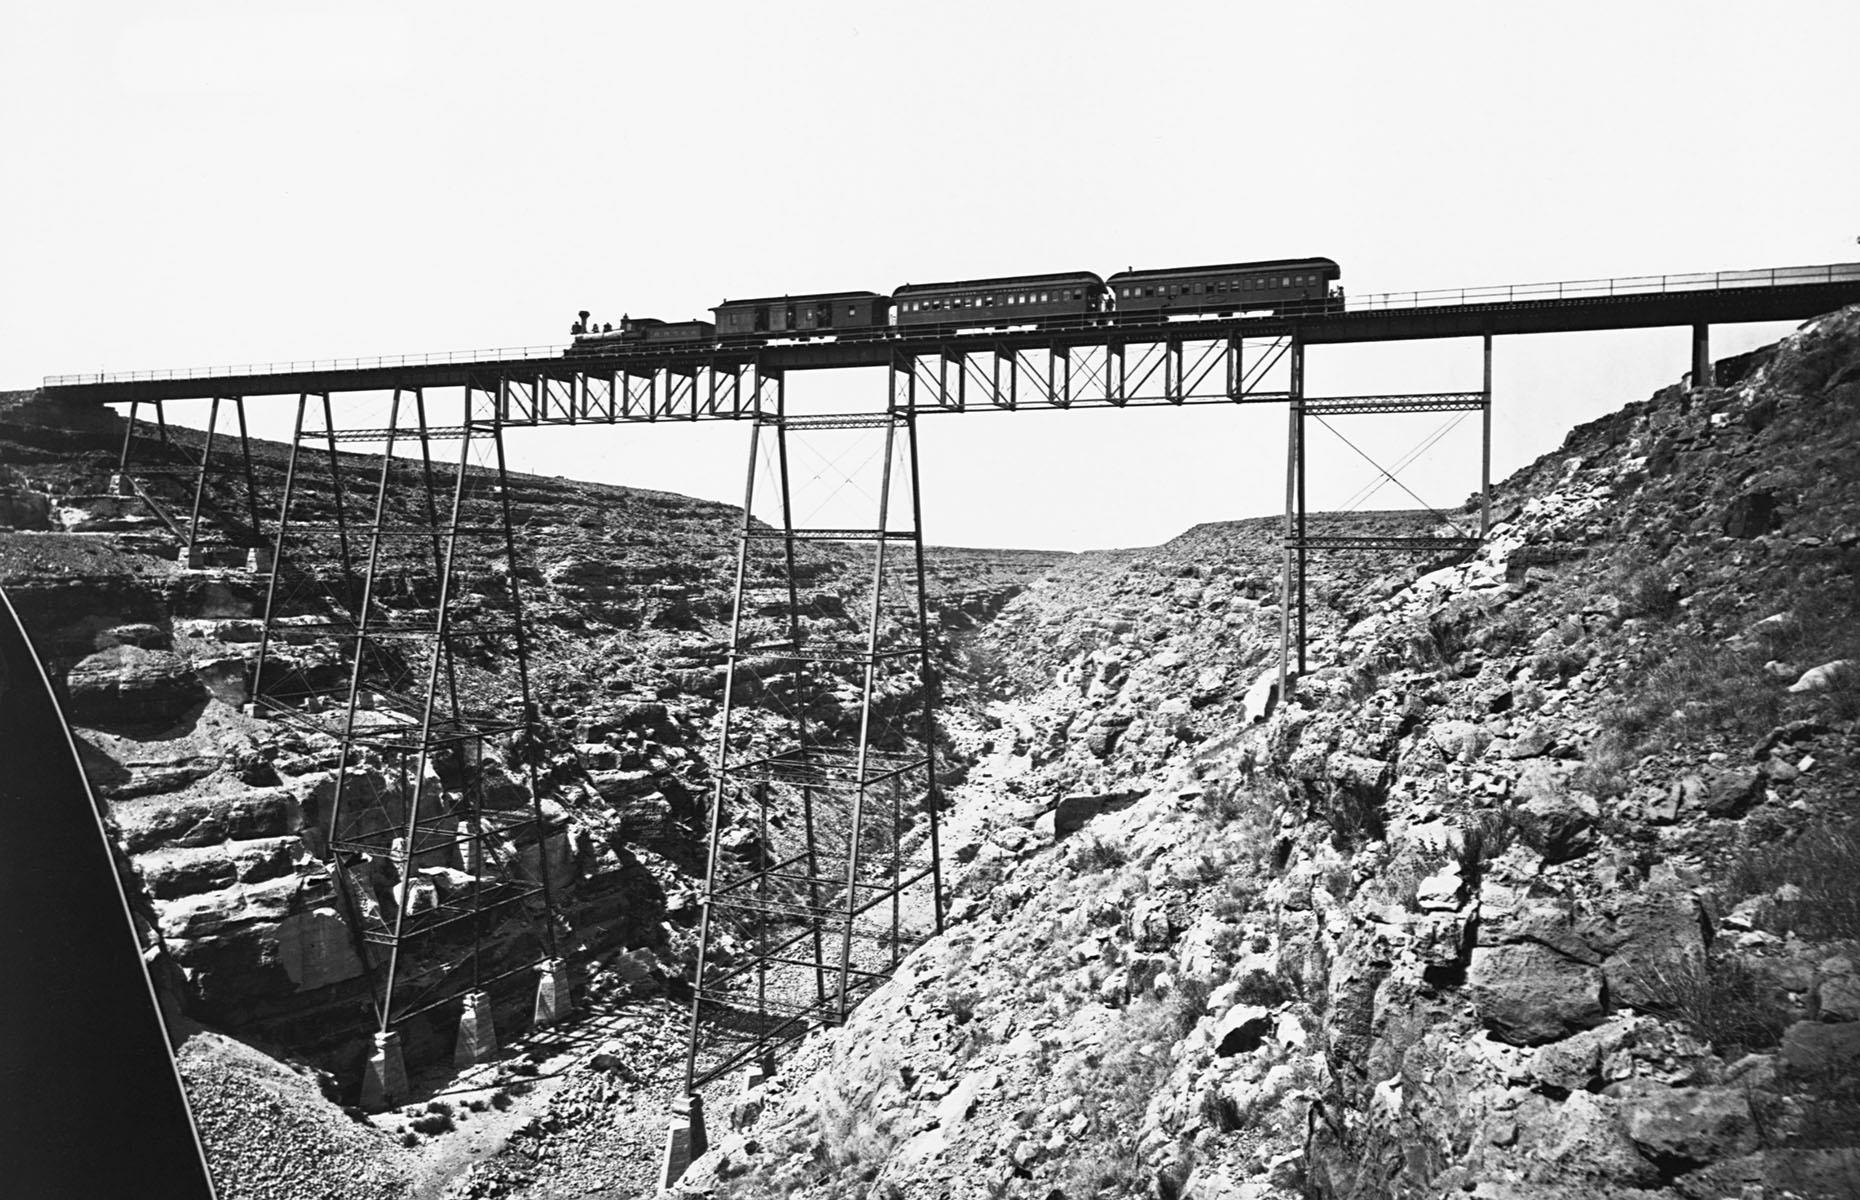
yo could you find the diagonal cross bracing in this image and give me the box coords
[683,378,945,1098]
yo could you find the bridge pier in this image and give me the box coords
[1691,322,1713,389]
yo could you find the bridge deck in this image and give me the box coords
[38,263,1860,409]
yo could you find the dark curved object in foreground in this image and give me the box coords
[0,587,217,1198]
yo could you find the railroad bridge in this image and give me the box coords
[28,261,1860,1162]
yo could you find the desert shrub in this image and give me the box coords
[1389,844,1451,910]
[1620,568,1680,620]
[1620,953,1787,1052]
[1055,1144,1151,1200]
[1454,804,1519,881]
[1196,777,1252,825]
[1719,822,1860,943]
[1319,863,1352,902]
[1232,970,1294,1008]
[1167,975,1212,1039]
[1200,1088,1244,1133]
[944,988,980,1024]
[1322,785,1385,854]
[1051,992,1196,1200]
[1598,640,1783,753]
[399,1131,420,1148]
[1454,800,1565,874]
[410,1109,455,1136]
[489,1089,512,1111]
[1571,729,1635,799]
[1072,834,1129,873]
[1210,875,1256,925]
[1208,921,1248,969]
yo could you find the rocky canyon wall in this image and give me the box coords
[669,308,1860,1200]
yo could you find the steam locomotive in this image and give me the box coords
[567,257,1341,353]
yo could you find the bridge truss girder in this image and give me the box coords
[888,330,1296,411]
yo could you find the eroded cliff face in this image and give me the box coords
[669,309,1860,1200]
[0,392,1061,1097]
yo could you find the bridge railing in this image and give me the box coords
[43,343,566,387]
[1344,262,1860,313]
[42,263,1860,387]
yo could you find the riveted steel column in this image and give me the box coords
[116,400,139,473]
[378,396,475,1031]
[253,394,310,703]
[184,396,222,553]
[840,412,898,1020]
[905,410,943,934]
[328,387,403,1026]
[1294,338,1307,676]
[1481,335,1493,536]
[684,390,765,1096]
[772,373,828,1009]
[1278,337,1303,700]
[232,397,262,544]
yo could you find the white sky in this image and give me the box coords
[4,1,1856,550]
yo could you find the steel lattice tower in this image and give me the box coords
[683,367,945,1096]
[249,381,567,1104]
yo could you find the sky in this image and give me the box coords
[3,1,1856,550]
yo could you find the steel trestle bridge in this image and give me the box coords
[29,261,1860,1162]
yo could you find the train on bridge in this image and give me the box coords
[566,257,1343,353]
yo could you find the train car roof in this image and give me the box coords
[714,290,888,307]
[894,270,1104,296]
[1107,258,1340,282]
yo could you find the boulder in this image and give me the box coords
[1083,713,1133,759]
[1468,942,1605,1045]
[1429,720,1490,763]
[1237,669,1278,723]
[1620,1085,1757,1167]
[0,468,51,529]
[1720,490,1780,538]
[1129,896,1178,952]
[1818,957,1860,1022]
[1600,887,1707,1011]
[1213,1004,1274,1056]
[1055,793,1110,837]
[1788,659,1856,694]
[1702,769,1764,817]
[1514,762,1598,863]
[64,644,205,726]
[1780,1020,1860,1073]
[1414,865,1464,912]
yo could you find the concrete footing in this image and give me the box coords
[533,958,571,1027]
[454,990,497,1068]
[731,1057,774,1130]
[246,546,273,574]
[659,1094,707,1190]
[108,473,135,497]
[359,1030,407,1112]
